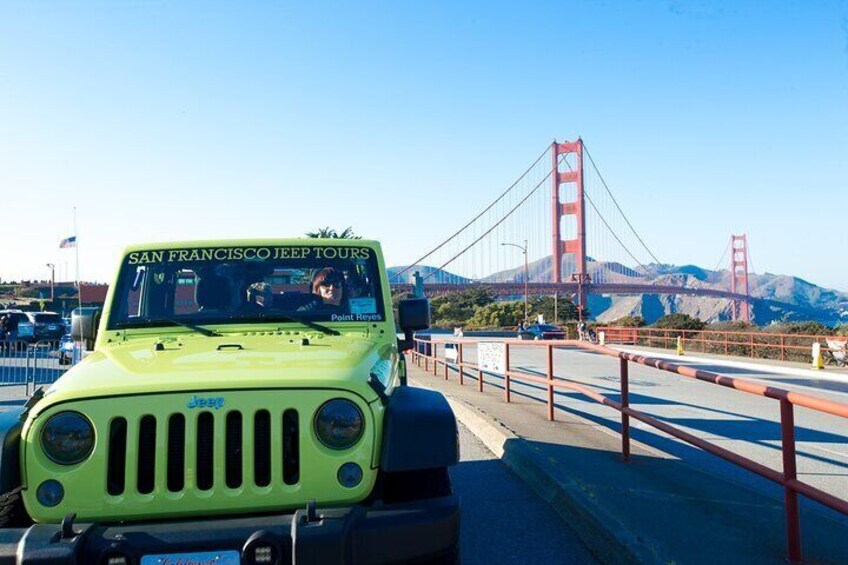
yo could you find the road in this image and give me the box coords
[454,423,596,564]
[428,339,848,520]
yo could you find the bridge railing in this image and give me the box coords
[597,326,847,365]
[410,336,848,563]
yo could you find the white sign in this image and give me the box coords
[444,343,459,362]
[478,341,506,375]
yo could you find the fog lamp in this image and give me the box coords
[337,462,363,488]
[37,480,64,507]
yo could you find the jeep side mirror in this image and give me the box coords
[397,298,430,351]
[71,309,101,350]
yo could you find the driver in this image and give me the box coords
[311,268,345,307]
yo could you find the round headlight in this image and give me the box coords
[314,399,364,450]
[41,411,94,465]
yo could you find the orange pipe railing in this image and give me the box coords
[410,336,848,563]
[596,326,847,363]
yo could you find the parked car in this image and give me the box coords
[26,311,66,343]
[0,309,35,345]
[518,323,566,340]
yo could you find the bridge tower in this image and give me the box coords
[730,234,751,322]
[551,138,589,314]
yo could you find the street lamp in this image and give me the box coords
[46,263,55,301]
[500,240,529,324]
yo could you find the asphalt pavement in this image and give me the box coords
[454,422,597,564]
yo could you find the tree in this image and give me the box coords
[652,313,705,331]
[305,227,362,239]
[467,301,524,328]
[428,287,495,327]
[529,295,580,323]
[611,315,646,327]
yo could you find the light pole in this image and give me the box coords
[46,263,55,301]
[501,240,529,324]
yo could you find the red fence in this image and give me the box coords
[410,337,848,563]
[597,326,847,364]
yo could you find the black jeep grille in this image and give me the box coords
[106,409,300,495]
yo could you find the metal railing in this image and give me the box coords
[0,339,79,395]
[597,326,847,364]
[410,336,848,563]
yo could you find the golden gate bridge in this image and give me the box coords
[389,138,753,322]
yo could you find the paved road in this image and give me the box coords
[454,423,596,564]
[427,339,848,520]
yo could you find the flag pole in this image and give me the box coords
[74,207,82,310]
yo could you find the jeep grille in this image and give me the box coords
[106,409,301,496]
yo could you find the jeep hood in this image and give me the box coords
[34,334,393,414]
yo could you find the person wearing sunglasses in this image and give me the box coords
[311,268,345,307]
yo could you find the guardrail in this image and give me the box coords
[597,326,847,364]
[410,336,848,563]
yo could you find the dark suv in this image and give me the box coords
[26,311,66,343]
[518,323,566,340]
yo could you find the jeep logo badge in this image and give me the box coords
[187,395,225,410]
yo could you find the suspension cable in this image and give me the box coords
[391,145,551,282]
[712,241,730,273]
[423,157,561,281]
[583,143,664,266]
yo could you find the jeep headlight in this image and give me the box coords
[314,399,364,450]
[41,412,95,465]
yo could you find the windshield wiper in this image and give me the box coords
[245,314,340,336]
[119,318,222,337]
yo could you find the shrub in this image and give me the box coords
[467,301,524,329]
[610,315,646,327]
[652,313,705,331]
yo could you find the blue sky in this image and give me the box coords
[1,1,846,289]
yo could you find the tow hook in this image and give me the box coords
[302,500,320,524]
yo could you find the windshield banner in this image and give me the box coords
[127,246,373,265]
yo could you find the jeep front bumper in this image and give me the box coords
[0,495,460,564]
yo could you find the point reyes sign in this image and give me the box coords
[126,246,373,265]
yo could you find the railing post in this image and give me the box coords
[444,344,449,379]
[504,343,511,403]
[621,357,631,461]
[432,343,438,375]
[750,333,755,358]
[780,336,786,362]
[780,399,802,563]
[458,343,464,386]
[546,344,554,421]
[478,364,484,392]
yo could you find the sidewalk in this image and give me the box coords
[408,361,848,564]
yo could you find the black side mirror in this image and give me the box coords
[397,298,430,351]
[71,309,101,350]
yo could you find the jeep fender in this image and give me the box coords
[379,387,458,472]
[0,407,23,494]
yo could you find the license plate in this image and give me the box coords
[140,550,240,565]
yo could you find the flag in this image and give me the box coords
[60,236,77,249]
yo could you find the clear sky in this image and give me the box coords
[1,1,846,289]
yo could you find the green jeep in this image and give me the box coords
[0,240,460,564]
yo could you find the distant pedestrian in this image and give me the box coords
[1,313,17,354]
[577,321,587,341]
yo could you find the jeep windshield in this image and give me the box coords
[108,244,385,330]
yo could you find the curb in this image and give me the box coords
[411,376,662,565]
